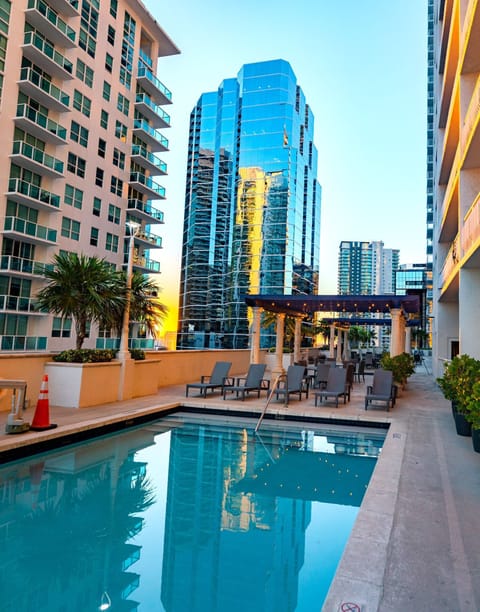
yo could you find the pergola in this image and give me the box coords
[244,294,421,373]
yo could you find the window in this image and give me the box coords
[110,0,118,18]
[73,90,91,117]
[95,167,104,187]
[105,232,118,252]
[67,153,86,178]
[110,176,123,196]
[113,147,125,169]
[115,120,127,141]
[105,53,113,73]
[98,138,106,158]
[90,227,99,246]
[107,25,115,45]
[61,217,80,241]
[108,203,121,224]
[76,59,94,87]
[102,81,111,102]
[64,184,83,209]
[52,317,72,338]
[117,93,129,116]
[70,120,89,147]
[100,109,109,129]
[93,197,101,217]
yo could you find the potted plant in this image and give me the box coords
[380,352,415,389]
[437,354,480,436]
[464,380,480,453]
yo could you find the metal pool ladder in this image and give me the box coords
[255,374,285,433]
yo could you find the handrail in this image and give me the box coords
[255,374,285,433]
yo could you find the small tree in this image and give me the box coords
[36,253,125,349]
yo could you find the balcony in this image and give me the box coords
[15,103,67,145]
[127,199,164,224]
[461,76,480,170]
[131,145,167,176]
[0,336,48,351]
[130,255,160,274]
[45,0,79,17]
[0,294,40,314]
[129,172,166,200]
[134,230,162,249]
[0,255,54,278]
[3,216,57,245]
[11,140,64,178]
[22,31,74,80]
[135,94,170,129]
[18,66,70,112]
[26,0,76,48]
[133,119,168,152]
[6,178,61,212]
[136,66,172,105]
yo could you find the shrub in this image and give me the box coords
[380,352,415,385]
[53,349,115,363]
[129,348,145,360]
[437,354,480,414]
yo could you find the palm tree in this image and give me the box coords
[36,253,126,349]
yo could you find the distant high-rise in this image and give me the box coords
[178,59,321,350]
[430,0,480,375]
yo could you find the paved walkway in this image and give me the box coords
[0,364,479,611]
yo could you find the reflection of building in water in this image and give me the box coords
[161,425,311,612]
[0,429,156,611]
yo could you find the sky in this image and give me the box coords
[142,0,428,336]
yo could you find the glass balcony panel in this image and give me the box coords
[134,229,162,248]
[135,94,170,128]
[131,145,167,176]
[131,256,161,273]
[0,255,53,277]
[42,0,79,17]
[26,0,76,47]
[11,140,64,176]
[18,67,70,111]
[136,66,172,105]
[133,119,168,152]
[127,199,164,224]
[0,295,38,313]
[15,103,67,144]
[0,336,48,351]
[7,178,61,211]
[129,172,166,199]
[3,216,57,244]
[23,31,74,80]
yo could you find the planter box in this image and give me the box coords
[453,411,472,437]
[472,428,480,453]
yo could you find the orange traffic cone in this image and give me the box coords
[30,374,57,431]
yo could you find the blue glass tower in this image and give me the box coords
[178,59,321,349]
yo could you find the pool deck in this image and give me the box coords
[0,363,479,611]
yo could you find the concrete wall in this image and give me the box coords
[0,354,53,411]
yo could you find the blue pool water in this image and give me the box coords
[0,413,385,611]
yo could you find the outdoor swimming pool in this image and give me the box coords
[0,412,386,611]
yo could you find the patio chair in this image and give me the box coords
[364,369,396,411]
[275,365,308,403]
[314,367,348,407]
[354,359,366,383]
[185,361,233,398]
[223,363,269,400]
[345,362,356,401]
[313,362,331,389]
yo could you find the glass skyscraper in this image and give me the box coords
[178,59,321,350]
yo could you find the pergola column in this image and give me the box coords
[405,326,412,354]
[390,308,406,356]
[329,325,336,358]
[293,317,302,363]
[250,306,262,364]
[336,329,344,365]
[273,312,285,377]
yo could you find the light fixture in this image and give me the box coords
[99,592,111,611]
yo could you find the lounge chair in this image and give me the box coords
[354,359,366,383]
[314,367,348,407]
[313,362,331,389]
[364,369,396,411]
[223,363,269,400]
[185,361,233,398]
[275,365,308,403]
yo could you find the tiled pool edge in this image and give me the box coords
[322,418,407,611]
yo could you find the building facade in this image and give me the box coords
[0,0,178,351]
[430,0,480,376]
[395,263,429,349]
[178,59,321,350]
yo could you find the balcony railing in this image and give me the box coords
[96,337,155,350]
[137,65,172,105]
[131,144,167,175]
[135,94,170,128]
[7,178,61,211]
[26,0,76,47]
[15,103,67,144]
[11,140,64,176]
[23,31,74,79]
[3,216,57,244]
[0,294,39,313]
[133,119,169,151]
[0,335,48,351]
[127,199,164,223]
[129,172,166,199]
[134,229,162,248]
[139,48,153,69]
[439,233,460,288]
[130,255,160,273]
[0,255,54,276]
[47,0,79,17]
[19,66,70,110]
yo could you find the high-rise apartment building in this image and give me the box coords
[430,0,480,376]
[178,59,321,350]
[0,0,178,351]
